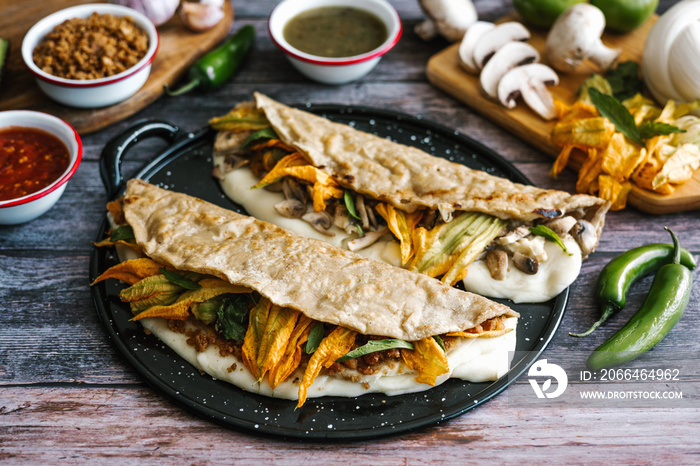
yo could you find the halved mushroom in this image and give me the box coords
[458,21,495,74]
[572,219,598,257]
[302,211,335,236]
[497,63,559,120]
[274,199,306,219]
[479,41,540,100]
[347,227,390,252]
[472,21,531,70]
[543,216,577,237]
[545,3,620,73]
[486,248,508,280]
[512,251,538,275]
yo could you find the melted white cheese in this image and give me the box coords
[141,316,517,401]
[216,163,582,303]
[463,239,582,304]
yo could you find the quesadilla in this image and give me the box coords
[93,180,518,407]
[210,93,610,303]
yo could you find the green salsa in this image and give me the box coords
[283,6,388,58]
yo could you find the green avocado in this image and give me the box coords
[513,0,586,28]
[590,0,659,33]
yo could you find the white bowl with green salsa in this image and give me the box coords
[269,0,402,85]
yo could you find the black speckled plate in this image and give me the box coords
[89,105,567,440]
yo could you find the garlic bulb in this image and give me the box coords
[181,0,226,32]
[110,0,180,26]
[642,0,700,104]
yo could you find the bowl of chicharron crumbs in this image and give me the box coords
[21,3,159,108]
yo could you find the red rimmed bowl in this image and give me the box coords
[0,111,82,225]
[269,0,402,85]
[21,3,159,108]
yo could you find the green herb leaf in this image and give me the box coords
[343,191,364,236]
[215,294,252,341]
[605,61,643,102]
[529,225,572,255]
[242,127,279,148]
[344,191,360,220]
[638,121,686,140]
[588,88,644,146]
[305,321,325,354]
[110,225,135,242]
[433,335,446,352]
[159,268,202,290]
[336,339,414,362]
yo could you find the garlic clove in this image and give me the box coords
[181,2,226,32]
[110,0,179,26]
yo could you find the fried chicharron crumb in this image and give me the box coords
[33,12,149,80]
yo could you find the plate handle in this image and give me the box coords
[100,120,186,199]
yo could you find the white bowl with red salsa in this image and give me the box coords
[0,111,82,225]
[21,3,159,108]
[269,0,402,85]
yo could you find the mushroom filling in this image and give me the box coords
[212,127,598,291]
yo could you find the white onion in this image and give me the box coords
[642,0,700,104]
[110,0,180,26]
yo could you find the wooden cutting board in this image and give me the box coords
[0,0,233,135]
[427,15,700,215]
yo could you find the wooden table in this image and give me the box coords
[2,0,697,462]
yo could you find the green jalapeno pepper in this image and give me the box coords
[570,238,697,337]
[165,24,255,96]
[586,228,694,370]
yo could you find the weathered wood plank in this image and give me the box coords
[1,387,698,463]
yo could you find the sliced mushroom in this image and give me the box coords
[282,178,308,204]
[355,194,370,230]
[302,211,335,236]
[222,154,249,173]
[333,205,357,235]
[545,3,620,73]
[458,21,495,74]
[512,251,539,275]
[486,248,508,280]
[366,204,378,230]
[274,199,306,219]
[543,216,577,237]
[213,129,254,156]
[572,219,598,257]
[479,41,540,100]
[497,63,559,120]
[472,21,531,70]
[347,227,390,252]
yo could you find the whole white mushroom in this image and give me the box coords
[545,3,620,73]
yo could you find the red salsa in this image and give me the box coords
[0,127,70,201]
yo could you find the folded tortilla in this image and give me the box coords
[123,179,516,341]
[253,92,609,240]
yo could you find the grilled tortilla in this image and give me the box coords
[211,93,610,303]
[95,180,518,405]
